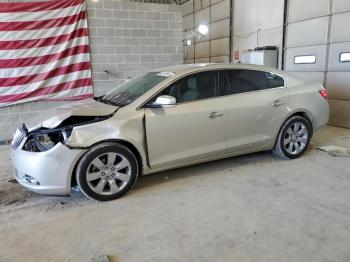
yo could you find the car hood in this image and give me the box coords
[26,98,118,131]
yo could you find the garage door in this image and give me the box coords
[285,0,350,128]
[182,0,231,63]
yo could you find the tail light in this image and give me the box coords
[319,89,328,100]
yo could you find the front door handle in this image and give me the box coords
[272,100,285,107]
[209,112,224,119]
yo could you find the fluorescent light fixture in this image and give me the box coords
[186,39,192,46]
[340,52,350,62]
[197,24,208,35]
[294,55,316,64]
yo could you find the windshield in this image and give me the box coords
[97,72,173,106]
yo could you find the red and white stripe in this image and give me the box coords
[0,0,93,107]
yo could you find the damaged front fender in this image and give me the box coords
[21,115,114,153]
[65,110,148,169]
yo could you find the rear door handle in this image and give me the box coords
[272,100,285,107]
[209,112,224,119]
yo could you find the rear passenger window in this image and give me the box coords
[224,70,284,95]
[266,72,285,88]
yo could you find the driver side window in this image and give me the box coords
[155,71,218,104]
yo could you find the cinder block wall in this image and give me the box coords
[0,0,183,141]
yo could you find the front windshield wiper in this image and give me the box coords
[94,96,118,106]
[94,93,132,107]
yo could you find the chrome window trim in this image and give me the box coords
[137,68,287,111]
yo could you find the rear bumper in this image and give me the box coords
[11,141,86,196]
[313,99,330,132]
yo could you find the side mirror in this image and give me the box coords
[153,95,176,108]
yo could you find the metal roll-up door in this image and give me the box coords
[285,0,330,83]
[285,0,350,128]
[327,8,350,128]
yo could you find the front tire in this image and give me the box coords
[76,142,138,201]
[273,116,312,159]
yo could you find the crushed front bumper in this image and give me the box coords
[11,139,86,196]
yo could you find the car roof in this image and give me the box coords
[156,63,284,75]
[152,63,308,87]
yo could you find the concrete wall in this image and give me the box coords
[0,0,183,141]
[233,0,284,68]
[181,0,231,63]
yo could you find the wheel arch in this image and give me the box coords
[287,111,314,133]
[273,111,314,149]
[69,139,144,189]
[281,110,314,133]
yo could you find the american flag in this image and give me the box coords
[0,0,94,107]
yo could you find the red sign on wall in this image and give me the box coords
[234,50,240,61]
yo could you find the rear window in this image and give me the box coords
[221,70,285,95]
[266,72,285,88]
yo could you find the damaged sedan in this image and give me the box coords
[11,64,329,201]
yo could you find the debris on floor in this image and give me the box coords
[91,255,111,262]
[71,185,80,192]
[317,145,350,157]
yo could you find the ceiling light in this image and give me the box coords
[197,24,208,35]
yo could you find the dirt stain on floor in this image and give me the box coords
[0,181,32,207]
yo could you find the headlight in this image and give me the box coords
[23,129,71,152]
[35,133,61,150]
[20,115,110,152]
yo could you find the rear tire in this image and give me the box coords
[76,142,138,201]
[273,116,312,159]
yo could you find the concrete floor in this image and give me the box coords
[0,126,350,262]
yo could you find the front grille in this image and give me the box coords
[11,128,25,149]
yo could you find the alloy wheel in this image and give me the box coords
[86,152,131,195]
[283,122,309,155]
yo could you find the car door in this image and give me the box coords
[219,69,289,151]
[144,71,227,169]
